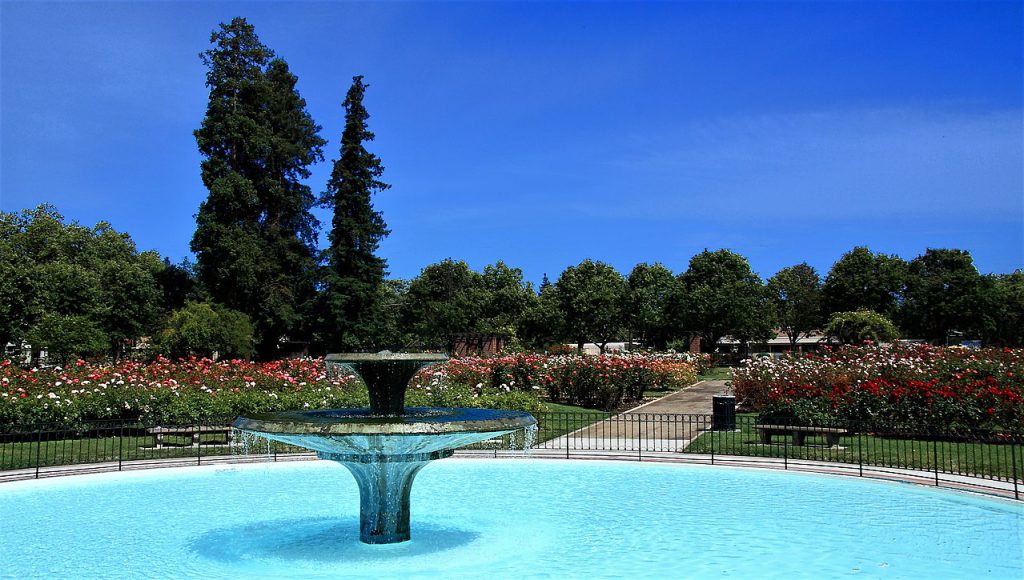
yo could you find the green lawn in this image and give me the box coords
[542,402,608,414]
[533,410,612,444]
[686,413,1022,480]
[0,432,244,471]
[698,367,733,381]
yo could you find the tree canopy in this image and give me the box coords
[767,262,824,346]
[627,263,676,350]
[900,248,990,344]
[402,259,487,348]
[823,247,907,319]
[555,260,627,353]
[674,249,774,351]
[987,272,1024,347]
[824,309,900,345]
[156,302,255,359]
[0,205,163,360]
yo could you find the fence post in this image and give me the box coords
[783,436,788,470]
[565,414,570,459]
[196,419,202,466]
[709,416,715,465]
[118,424,123,472]
[932,431,939,487]
[638,415,643,462]
[857,425,863,478]
[34,428,42,479]
[1011,437,1019,501]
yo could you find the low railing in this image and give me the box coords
[1,413,1020,499]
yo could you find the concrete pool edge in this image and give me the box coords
[1,449,1020,503]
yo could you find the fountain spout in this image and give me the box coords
[325,352,447,415]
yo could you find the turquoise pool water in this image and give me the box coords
[1,459,1021,579]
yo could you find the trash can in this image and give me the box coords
[712,395,736,431]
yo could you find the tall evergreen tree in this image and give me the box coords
[191,18,325,358]
[318,76,391,350]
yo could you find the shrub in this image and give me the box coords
[823,309,899,345]
[26,314,109,364]
[156,302,255,359]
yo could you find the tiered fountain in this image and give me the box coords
[233,353,537,544]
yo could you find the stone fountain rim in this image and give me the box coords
[232,407,537,436]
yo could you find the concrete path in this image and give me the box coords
[544,380,730,452]
[630,379,730,415]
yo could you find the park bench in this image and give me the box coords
[754,424,848,447]
[146,426,233,449]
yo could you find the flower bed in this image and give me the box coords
[414,352,699,412]
[731,345,1024,433]
[0,357,368,428]
[1,351,700,429]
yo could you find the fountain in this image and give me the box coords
[232,352,537,544]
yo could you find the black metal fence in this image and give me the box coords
[1,413,1020,500]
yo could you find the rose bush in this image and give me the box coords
[1,351,701,429]
[0,357,368,428]
[415,352,699,411]
[731,345,1024,432]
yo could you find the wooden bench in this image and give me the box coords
[754,425,848,447]
[147,426,233,449]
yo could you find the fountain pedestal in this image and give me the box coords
[233,353,537,545]
[327,450,451,543]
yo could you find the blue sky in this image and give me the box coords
[2,1,1021,284]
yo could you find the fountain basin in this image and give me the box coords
[232,408,537,544]
[233,408,537,460]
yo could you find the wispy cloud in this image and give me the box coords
[601,107,1022,221]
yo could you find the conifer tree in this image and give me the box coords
[318,76,391,350]
[191,18,325,358]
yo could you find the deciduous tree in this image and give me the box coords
[767,263,824,347]
[403,260,486,348]
[555,260,627,353]
[823,309,899,345]
[521,274,565,350]
[823,247,907,319]
[901,248,989,343]
[627,263,676,350]
[480,261,537,338]
[156,302,255,359]
[0,206,163,360]
[673,249,773,352]
[987,272,1024,347]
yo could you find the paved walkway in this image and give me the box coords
[544,380,730,452]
